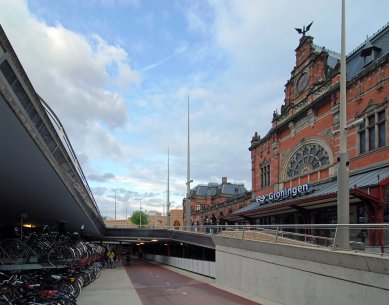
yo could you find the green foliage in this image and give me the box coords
[130,210,149,227]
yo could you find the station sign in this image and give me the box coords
[256,184,311,205]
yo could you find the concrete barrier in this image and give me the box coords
[212,235,389,305]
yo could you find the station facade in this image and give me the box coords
[224,23,389,226]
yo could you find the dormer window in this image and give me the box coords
[360,39,381,66]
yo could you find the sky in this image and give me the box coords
[1,0,388,220]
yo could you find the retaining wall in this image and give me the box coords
[212,236,389,305]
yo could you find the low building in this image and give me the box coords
[184,177,251,225]
[147,211,166,228]
[168,209,183,228]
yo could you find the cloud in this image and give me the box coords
[0,0,138,132]
[2,0,388,218]
[141,44,188,72]
[88,173,116,182]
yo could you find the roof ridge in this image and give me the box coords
[347,22,389,58]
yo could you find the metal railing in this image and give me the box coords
[100,223,389,256]
[168,224,389,256]
[39,96,100,214]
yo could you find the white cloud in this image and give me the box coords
[1,0,388,218]
[0,0,138,131]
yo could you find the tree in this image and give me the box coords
[130,210,149,227]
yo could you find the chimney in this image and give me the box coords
[222,177,227,184]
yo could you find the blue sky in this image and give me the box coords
[1,0,388,219]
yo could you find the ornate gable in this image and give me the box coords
[275,35,337,129]
[284,36,314,106]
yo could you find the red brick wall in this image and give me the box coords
[251,38,389,199]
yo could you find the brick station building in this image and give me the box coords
[225,23,389,227]
[183,177,251,225]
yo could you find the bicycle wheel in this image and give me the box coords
[59,282,79,299]
[94,267,101,279]
[0,283,16,305]
[2,242,30,264]
[48,246,75,267]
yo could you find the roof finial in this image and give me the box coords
[295,21,313,36]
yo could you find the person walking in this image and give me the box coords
[107,249,115,269]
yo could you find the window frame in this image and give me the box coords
[358,108,386,154]
[285,143,330,179]
[260,162,271,188]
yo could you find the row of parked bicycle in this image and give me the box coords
[0,260,102,304]
[0,226,104,267]
[0,226,106,304]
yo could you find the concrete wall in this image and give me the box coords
[213,236,389,305]
[145,254,215,278]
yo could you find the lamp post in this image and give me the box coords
[139,199,142,228]
[336,0,350,249]
[185,94,193,229]
[126,203,128,227]
[166,147,171,227]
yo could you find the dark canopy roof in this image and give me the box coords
[225,164,389,222]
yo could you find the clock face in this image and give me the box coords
[297,72,309,92]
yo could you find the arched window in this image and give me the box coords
[286,143,330,178]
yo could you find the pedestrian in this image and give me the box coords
[204,218,210,234]
[211,214,217,234]
[107,249,115,269]
[193,220,198,232]
[112,249,117,268]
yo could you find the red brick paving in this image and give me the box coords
[124,259,262,305]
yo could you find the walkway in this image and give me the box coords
[76,260,142,305]
[77,259,274,305]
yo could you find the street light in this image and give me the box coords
[139,199,142,228]
[185,94,192,230]
[186,179,193,230]
[125,203,128,227]
[336,0,350,249]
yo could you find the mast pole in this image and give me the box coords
[185,94,193,229]
[167,147,170,227]
[336,0,350,249]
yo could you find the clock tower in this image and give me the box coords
[282,34,336,109]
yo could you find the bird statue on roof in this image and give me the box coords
[295,21,313,36]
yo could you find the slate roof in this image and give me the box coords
[314,23,389,81]
[346,22,389,81]
[191,182,248,198]
[313,44,340,69]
